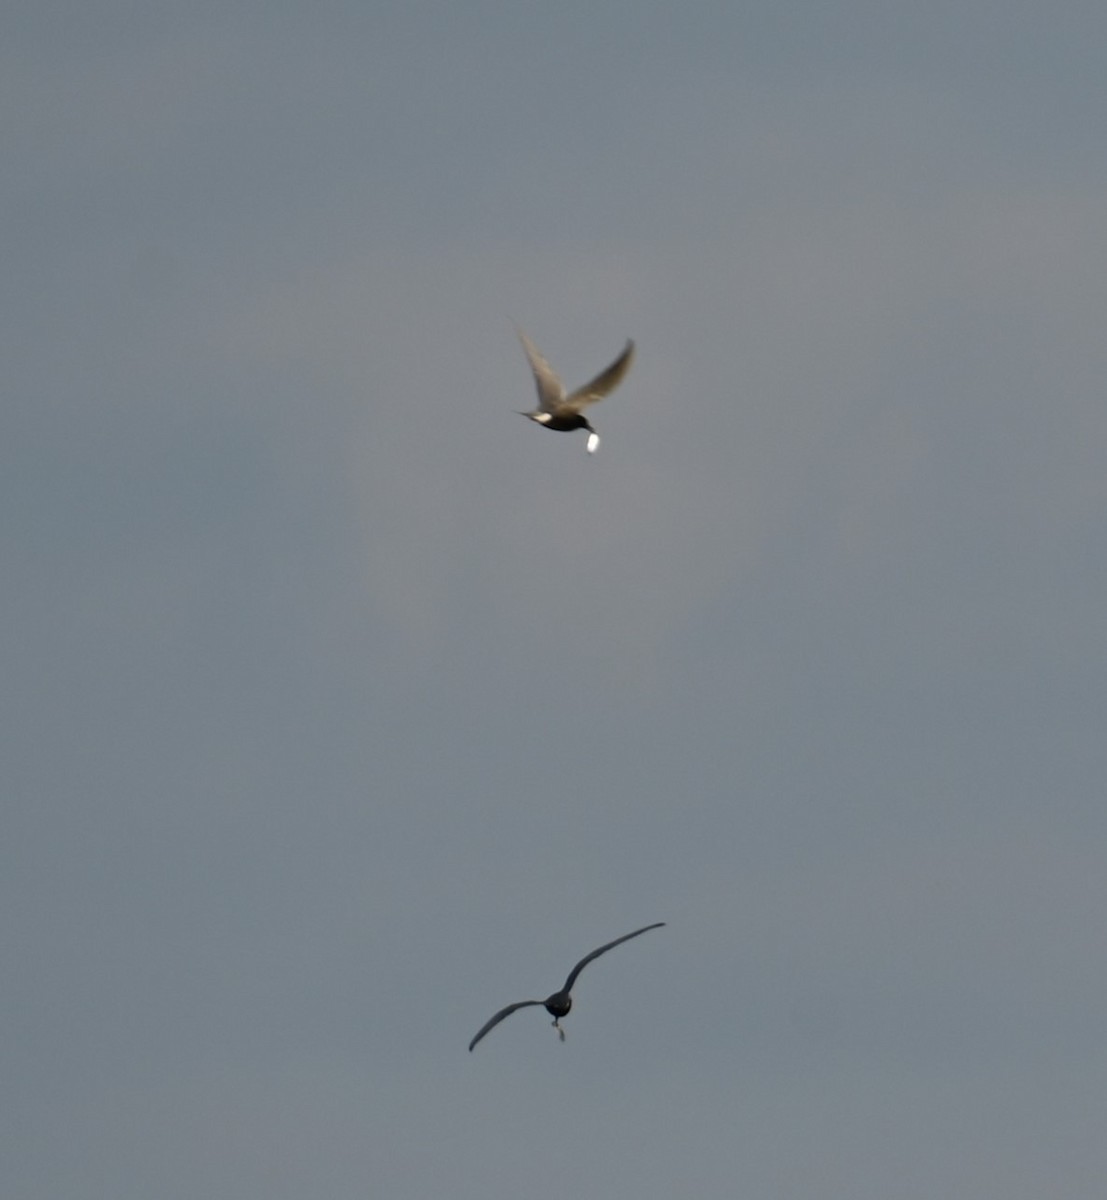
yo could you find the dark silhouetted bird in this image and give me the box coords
[468,922,665,1051]
[515,326,635,454]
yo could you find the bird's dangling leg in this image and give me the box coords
[551,1018,566,1042]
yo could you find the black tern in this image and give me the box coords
[515,327,635,454]
[468,922,665,1051]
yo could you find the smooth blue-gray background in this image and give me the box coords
[6,3,1106,1196]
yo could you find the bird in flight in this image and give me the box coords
[468,922,665,1051]
[514,326,635,454]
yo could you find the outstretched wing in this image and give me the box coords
[561,921,665,995]
[565,339,635,411]
[468,999,544,1052]
[515,327,565,412]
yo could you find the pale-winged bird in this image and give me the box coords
[515,327,635,454]
[468,922,664,1051]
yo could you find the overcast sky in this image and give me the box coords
[5,3,1107,1197]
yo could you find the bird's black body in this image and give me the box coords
[468,922,664,1051]
[542,991,572,1020]
[524,413,596,435]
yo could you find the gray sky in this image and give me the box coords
[5,3,1107,1196]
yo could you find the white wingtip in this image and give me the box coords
[586,432,600,454]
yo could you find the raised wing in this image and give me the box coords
[561,921,665,995]
[515,327,565,412]
[468,999,543,1052]
[565,339,635,411]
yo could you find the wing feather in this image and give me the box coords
[565,339,635,411]
[561,921,665,995]
[468,999,543,1052]
[515,327,565,412]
